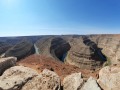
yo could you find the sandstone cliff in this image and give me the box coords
[36,37,71,61]
[0,42,12,55]
[5,39,35,60]
[65,36,106,70]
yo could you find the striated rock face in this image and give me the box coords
[0,42,12,55]
[50,37,71,61]
[22,69,61,90]
[36,36,54,57]
[81,77,101,90]
[36,37,71,61]
[0,66,38,90]
[35,35,120,69]
[97,66,120,90]
[63,73,83,90]
[89,35,120,65]
[0,57,17,75]
[65,36,106,70]
[5,39,35,60]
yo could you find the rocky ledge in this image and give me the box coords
[0,57,120,90]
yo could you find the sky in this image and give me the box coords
[0,0,120,36]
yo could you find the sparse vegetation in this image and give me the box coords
[103,56,111,66]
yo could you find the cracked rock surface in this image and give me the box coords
[63,73,83,90]
[81,77,101,90]
[97,66,120,90]
[22,69,61,90]
[0,66,38,90]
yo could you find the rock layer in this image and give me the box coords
[89,35,120,65]
[36,36,54,57]
[65,36,106,69]
[50,37,71,61]
[5,39,35,60]
[0,42,12,55]
[36,37,71,61]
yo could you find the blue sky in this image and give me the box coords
[0,0,120,36]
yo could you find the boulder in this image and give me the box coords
[22,69,61,90]
[97,66,120,90]
[0,66,38,90]
[63,73,83,90]
[81,77,101,90]
[0,57,17,75]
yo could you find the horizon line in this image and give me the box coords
[0,33,120,38]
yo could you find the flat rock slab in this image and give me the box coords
[0,66,38,90]
[81,77,101,90]
[63,73,83,90]
[22,69,61,90]
[97,66,120,90]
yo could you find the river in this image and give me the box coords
[97,50,106,61]
[61,52,67,62]
[34,44,40,54]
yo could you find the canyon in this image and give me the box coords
[0,34,120,90]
